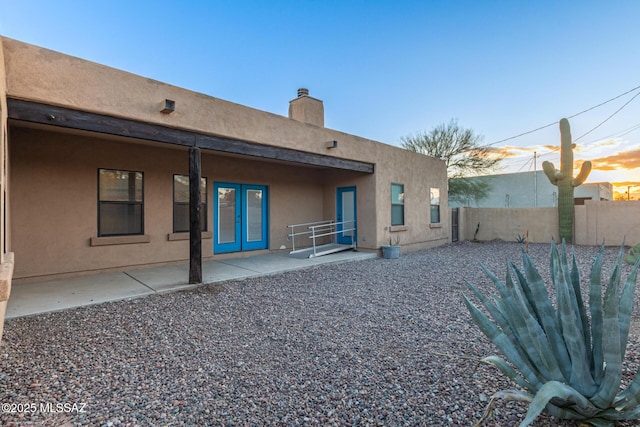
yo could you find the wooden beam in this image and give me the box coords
[7,98,192,146]
[189,147,202,284]
[195,134,374,173]
[7,98,374,173]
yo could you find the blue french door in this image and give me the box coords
[214,182,268,254]
[336,186,356,245]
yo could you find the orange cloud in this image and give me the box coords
[590,149,640,171]
[612,181,640,187]
[595,139,617,147]
[490,144,558,159]
[489,146,521,159]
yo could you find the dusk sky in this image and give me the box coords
[2,1,639,198]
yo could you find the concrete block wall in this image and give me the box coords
[457,200,640,247]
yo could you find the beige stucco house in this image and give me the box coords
[0,36,448,295]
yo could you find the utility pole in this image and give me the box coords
[626,185,640,201]
[533,151,537,207]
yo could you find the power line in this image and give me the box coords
[575,91,640,141]
[582,121,640,142]
[500,155,537,171]
[486,121,557,147]
[536,149,558,159]
[485,84,640,147]
[517,156,533,172]
[566,85,640,119]
[618,123,640,138]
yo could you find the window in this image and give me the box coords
[98,169,143,236]
[173,175,207,233]
[430,188,441,223]
[391,183,404,226]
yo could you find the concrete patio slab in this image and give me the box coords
[126,264,192,293]
[216,253,313,275]
[6,272,152,319]
[6,250,378,319]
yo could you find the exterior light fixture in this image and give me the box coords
[326,140,338,149]
[161,99,175,114]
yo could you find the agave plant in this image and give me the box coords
[463,242,640,427]
[625,243,640,266]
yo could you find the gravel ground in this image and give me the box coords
[1,241,640,426]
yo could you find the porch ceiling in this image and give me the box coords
[7,98,374,174]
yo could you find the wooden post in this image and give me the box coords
[189,147,202,284]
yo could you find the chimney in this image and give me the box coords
[288,88,324,127]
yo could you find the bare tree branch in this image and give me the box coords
[401,119,505,202]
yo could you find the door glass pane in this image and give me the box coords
[341,191,354,237]
[217,187,236,244]
[246,189,263,242]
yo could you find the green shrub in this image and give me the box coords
[464,242,640,427]
[625,243,640,266]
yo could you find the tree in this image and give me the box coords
[401,119,503,203]
[448,176,491,206]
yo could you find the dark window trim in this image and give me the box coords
[97,168,144,237]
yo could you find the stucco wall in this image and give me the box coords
[459,202,640,247]
[575,200,640,246]
[3,38,448,256]
[0,37,10,335]
[461,207,559,243]
[9,127,334,279]
[2,37,450,279]
[0,36,8,258]
[374,147,449,250]
[2,38,378,166]
[9,124,447,280]
[319,170,377,246]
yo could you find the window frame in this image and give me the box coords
[391,183,405,226]
[97,168,144,237]
[173,174,208,233]
[430,187,441,224]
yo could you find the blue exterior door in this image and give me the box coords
[336,186,356,245]
[241,184,269,251]
[214,182,268,254]
[214,183,241,253]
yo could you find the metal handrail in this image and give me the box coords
[287,220,335,252]
[288,219,356,256]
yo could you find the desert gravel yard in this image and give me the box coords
[1,241,640,426]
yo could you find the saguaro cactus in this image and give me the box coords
[542,118,591,243]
